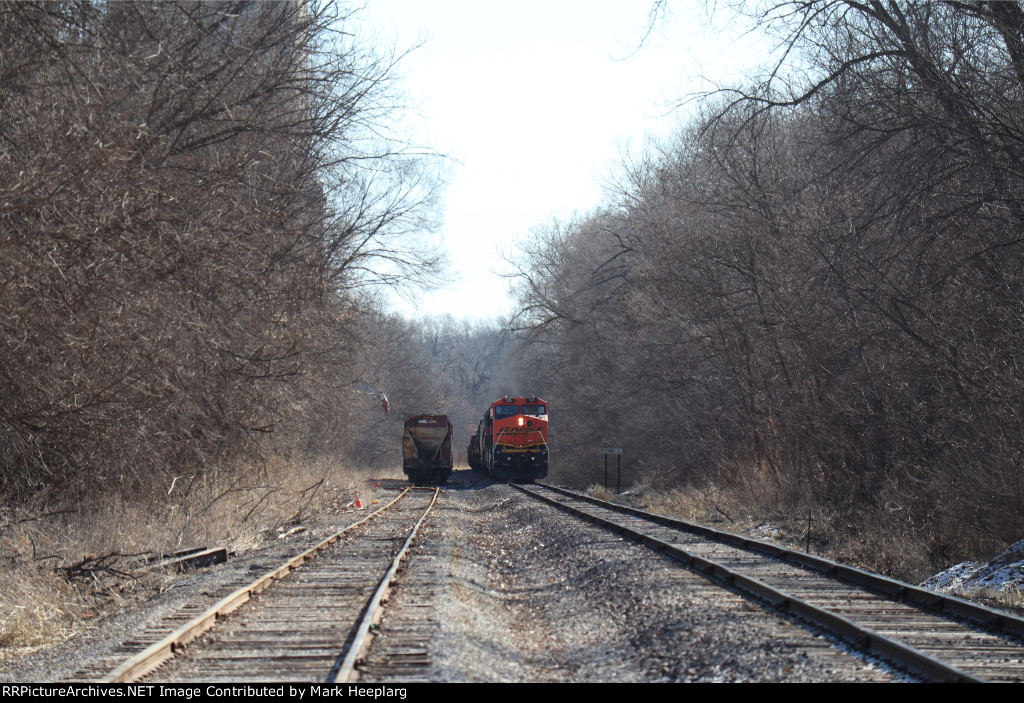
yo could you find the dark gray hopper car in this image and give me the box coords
[403,414,453,485]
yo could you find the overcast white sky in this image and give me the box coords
[355,1,770,322]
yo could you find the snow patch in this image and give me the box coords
[923,538,1024,595]
[746,524,782,541]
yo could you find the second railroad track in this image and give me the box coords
[98,486,438,683]
[514,482,1024,683]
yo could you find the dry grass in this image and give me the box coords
[0,564,87,654]
[592,479,1024,618]
[593,462,1022,593]
[0,456,399,654]
[591,472,809,552]
[952,585,1024,613]
[597,480,910,571]
[590,461,937,577]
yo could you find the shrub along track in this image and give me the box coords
[515,482,1024,682]
[85,487,438,683]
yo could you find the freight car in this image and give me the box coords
[468,396,548,482]
[403,415,453,485]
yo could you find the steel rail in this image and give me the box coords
[101,487,412,683]
[328,486,439,682]
[537,482,1024,638]
[512,482,987,683]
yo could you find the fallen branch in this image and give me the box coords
[58,551,149,581]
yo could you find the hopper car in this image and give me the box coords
[467,396,548,482]
[403,414,453,485]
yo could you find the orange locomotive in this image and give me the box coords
[467,396,548,482]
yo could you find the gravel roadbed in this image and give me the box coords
[358,480,902,682]
[4,477,905,683]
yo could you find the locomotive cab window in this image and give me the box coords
[521,404,547,417]
[494,405,520,418]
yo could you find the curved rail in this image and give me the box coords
[513,482,1024,682]
[102,487,421,683]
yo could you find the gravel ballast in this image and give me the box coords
[358,477,899,682]
[3,474,901,683]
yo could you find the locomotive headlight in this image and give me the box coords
[518,417,524,426]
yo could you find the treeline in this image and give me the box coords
[0,1,442,500]
[511,1,1024,577]
[341,314,519,469]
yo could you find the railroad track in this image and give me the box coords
[91,486,438,683]
[514,482,1024,683]
[352,521,446,683]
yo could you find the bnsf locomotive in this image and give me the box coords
[467,396,548,482]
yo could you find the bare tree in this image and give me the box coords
[0,1,442,499]
[507,0,1024,578]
